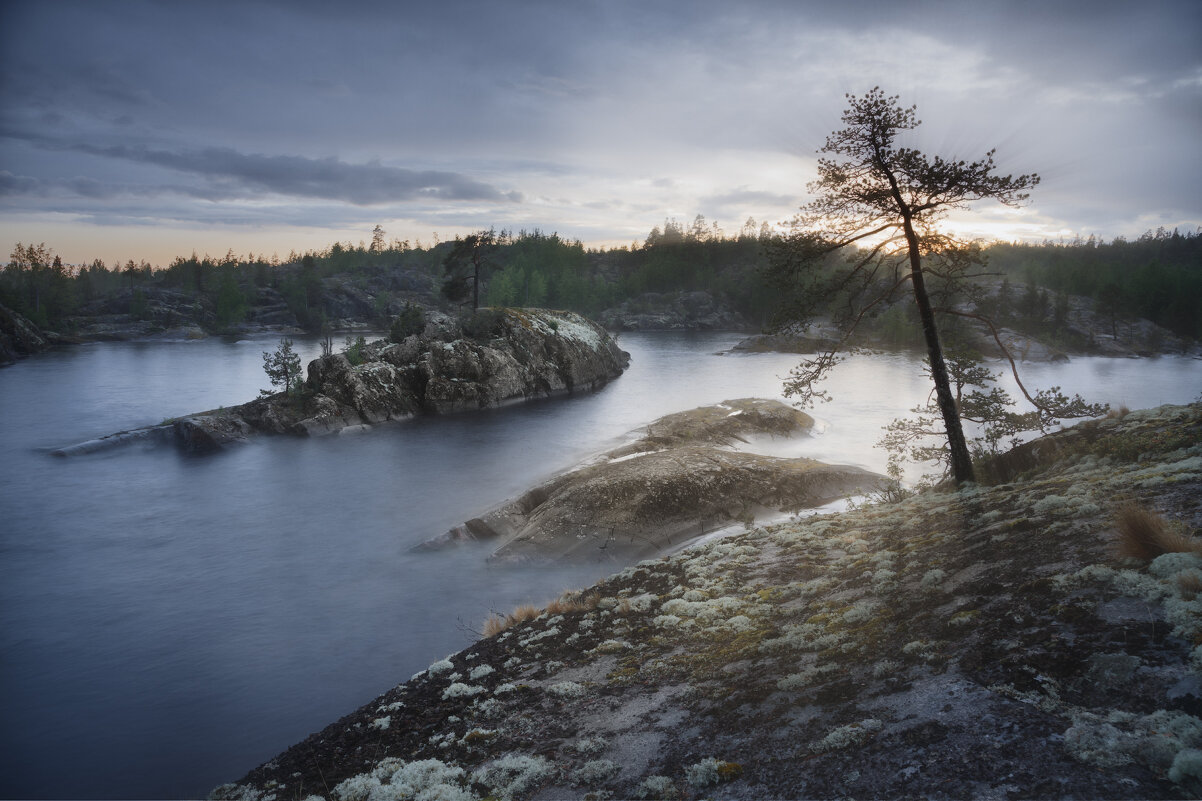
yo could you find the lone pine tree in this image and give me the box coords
[770,88,1100,484]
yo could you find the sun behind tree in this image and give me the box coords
[769,87,1101,485]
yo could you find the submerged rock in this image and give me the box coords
[423,398,884,563]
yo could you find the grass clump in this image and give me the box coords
[483,591,600,637]
[1114,503,1202,561]
[483,604,541,637]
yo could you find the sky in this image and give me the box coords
[1,0,1199,266]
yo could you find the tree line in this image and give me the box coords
[984,229,1202,339]
[4,220,1198,341]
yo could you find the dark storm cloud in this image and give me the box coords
[1,0,1199,254]
[63,144,518,204]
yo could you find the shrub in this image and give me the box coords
[343,335,368,366]
[461,307,507,341]
[390,302,426,342]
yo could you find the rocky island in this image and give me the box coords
[423,398,884,564]
[53,308,628,455]
[213,402,1202,800]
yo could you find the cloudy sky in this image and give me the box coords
[1,0,1199,265]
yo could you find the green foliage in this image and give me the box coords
[880,350,1109,481]
[390,302,426,342]
[1088,425,1202,463]
[280,254,325,331]
[460,308,507,341]
[343,335,368,366]
[2,242,78,328]
[441,229,498,310]
[214,266,247,329]
[261,337,303,395]
[768,88,1049,484]
[984,229,1202,339]
[129,289,149,321]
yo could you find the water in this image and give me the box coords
[0,333,1197,799]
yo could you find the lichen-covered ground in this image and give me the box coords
[214,403,1202,801]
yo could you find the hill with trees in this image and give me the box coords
[1,224,1198,360]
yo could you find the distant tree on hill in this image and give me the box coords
[370,225,386,253]
[441,229,498,311]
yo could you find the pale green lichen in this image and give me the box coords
[841,600,880,624]
[811,719,883,753]
[442,682,485,700]
[1150,551,1202,579]
[1064,710,1202,774]
[920,569,947,590]
[1170,748,1202,795]
[426,658,455,676]
[593,639,631,653]
[331,758,474,801]
[471,754,552,801]
[575,736,607,755]
[547,681,586,699]
[684,757,742,788]
[872,659,901,678]
[777,664,837,691]
[633,775,678,799]
[573,759,619,786]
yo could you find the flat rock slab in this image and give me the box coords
[424,398,884,564]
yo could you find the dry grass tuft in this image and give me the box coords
[1115,503,1202,561]
[482,614,508,638]
[509,604,541,624]
[1106,405,1132,420]
[482,593,600,638]
[545,591,600,616]
[1178,571,1202,601]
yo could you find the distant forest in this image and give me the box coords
[3,219,1200,340]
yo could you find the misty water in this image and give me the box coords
[0,332,1198,799]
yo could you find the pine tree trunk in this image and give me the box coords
[902,217,976,484]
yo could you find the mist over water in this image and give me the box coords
[0,332,1197,798]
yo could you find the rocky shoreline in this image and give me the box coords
[731,283,1201,362]
[53,308,629,455]
[214,402,1202,800]
[421,398,884,565]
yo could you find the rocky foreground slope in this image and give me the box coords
[423,398,883,564]
[215,402,1202,800]
[53,308,628,455]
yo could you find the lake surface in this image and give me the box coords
[0,332,1197,799]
